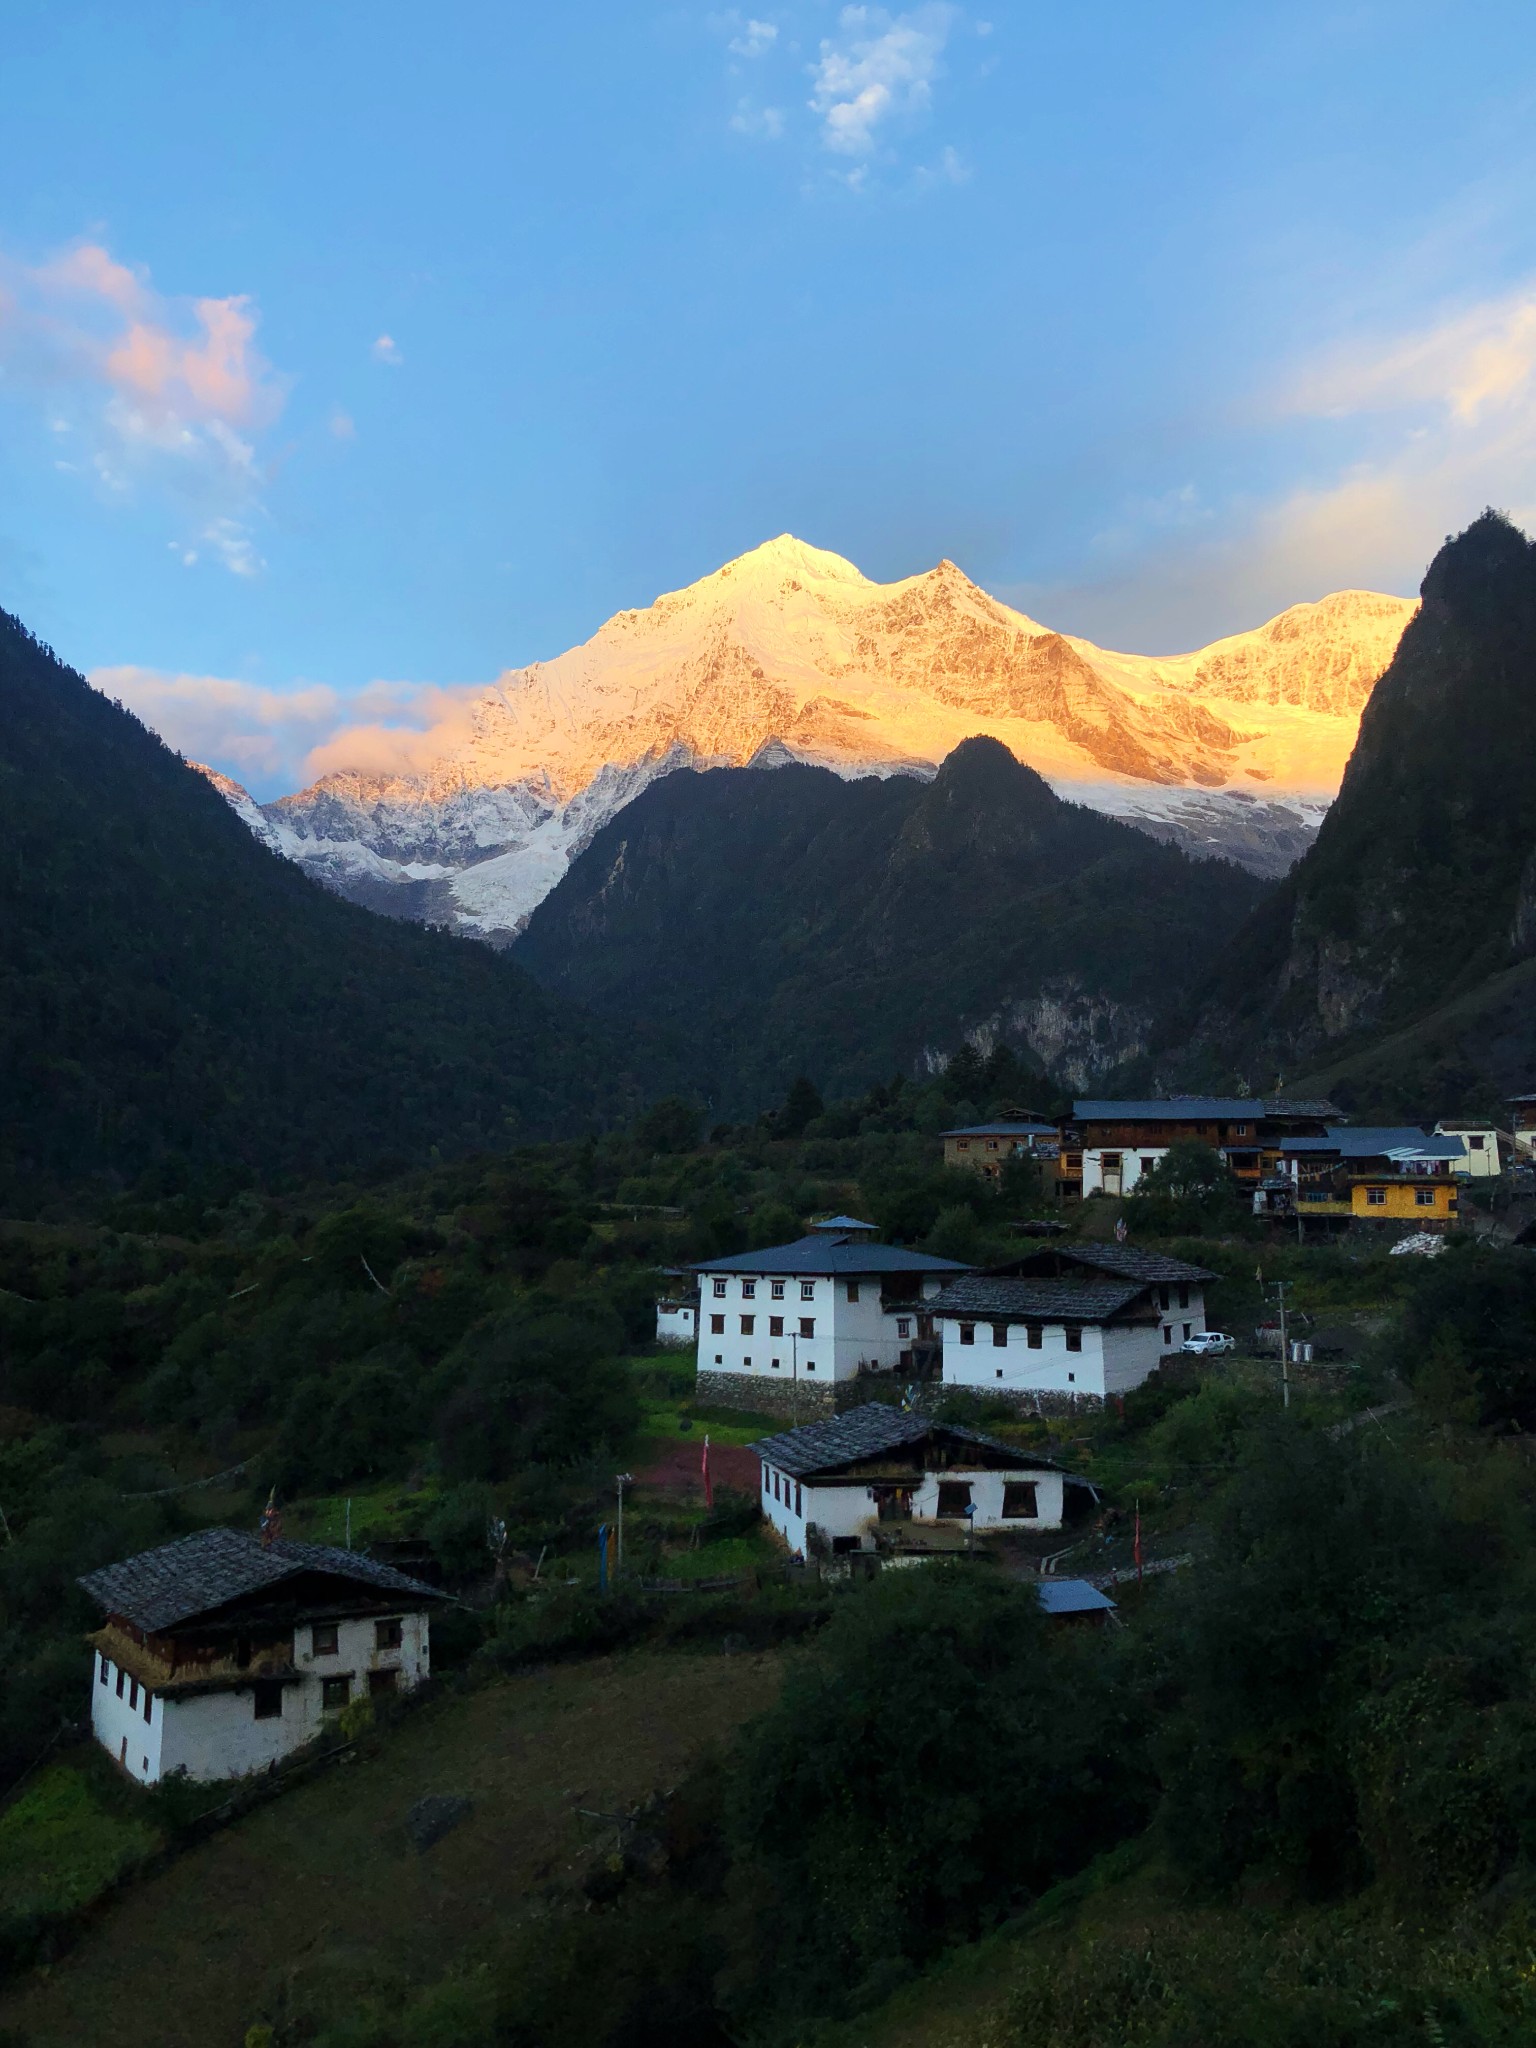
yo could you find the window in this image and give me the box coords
[142,1688,153,1725]
[846,1281,860,1302]
[740,1314,755,1334]
[1027,1324,1042,1349]
[1067,1372,1075,1384]
[1141,1156,1156,1175]
[763,1467,770,1493]
[99,1655,109,1687]
[771,1280,784,1299]
[1002,1481,1039,1518]
[1235,1123,1249,1136]
[801,1282,816,1300]
[1183,1324,1191,1342]
[375,1618,404,1651]
[1415,1188,1436,1207]
[711,1313,725,1334]
[1366,1187,1386,1207]
[1065,1327,1082,1352]
[743,1356,752,1369]
[794,1485,802,1515]
[129,1679,138,1711]
[312,1623,339,1658]
[1471,1135,1486,1151]
[773,1471,781,1499]
[986,1139,998,1152]
[321,1675,351,1711]
[368,1668,399,1698]
[993,1324,1008,1347]
[996,1367,1004,1378]
[1163,1325,1171,1345]
[1178,1284,1189,1309]
[713,1278,727,1297]
[960,1323,975,1346]
[799,1317,815,1338]
[771,1356,781,1369]
[1158,1285,1170,1310]
[714,1354,722,1364]
[741,1279,756,1298]
[897,1318,910,1338]
[936,1481,972,1517]
[769,1315,783,1336]
[115,1666,125,1698]
[252,1681,284,1721]
[957,1138,970,1150]
[805,1361,816,1372]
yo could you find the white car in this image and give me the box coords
[1181,1330,1235,1356]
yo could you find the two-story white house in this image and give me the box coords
[79,1527,443,1785]
[752,1406,1098,1555]
[691,1217,968,1413]
[986,1243,1216,1353]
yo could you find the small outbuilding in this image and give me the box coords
[1036,1578,1118,1627]
[751,1405,1097,1556]
[80,1527,444,1785]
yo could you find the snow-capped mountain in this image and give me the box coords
[203,536,1417,940]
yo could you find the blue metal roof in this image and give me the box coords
[941,1122,1056,1138]
[1281,1127,1460,1161]
[691,1234,968,1277]
[1037,1578,1117,1616]
[811,1214,878,1231]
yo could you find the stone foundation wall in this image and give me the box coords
[693,1370,838,1421]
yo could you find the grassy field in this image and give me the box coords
[0,1649,783,2048]
[0,1766,161,1925]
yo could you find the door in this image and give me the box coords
[1100,1152,1122,1197]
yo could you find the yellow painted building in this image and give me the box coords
[1349,1177,1459,1222]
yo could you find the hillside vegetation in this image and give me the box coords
[0,609,658,1199]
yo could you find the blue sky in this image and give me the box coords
[3,1,1535,794]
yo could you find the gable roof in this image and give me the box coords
[692,1233,967,1277]
[79,1527,443,1634]
[1072,1098,1338,1123]
[810,1214,877,1232]
[1004,1243,1216,1285]
[927,1274,1149,1322]
[941,1122,1056,1138]
[749,1404,1088,1482]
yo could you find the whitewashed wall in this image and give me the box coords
[697,1269,942,1389]
[91,1609,431,1785]
[757,1460,1069,1550]
[940,1317,1163,1398]
[656,1304,697,1346]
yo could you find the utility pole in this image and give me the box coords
[615,1473,633,1571]
[1274,1279,1291,1410]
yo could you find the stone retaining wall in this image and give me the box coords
[693,1370,837,1421]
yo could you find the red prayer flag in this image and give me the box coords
[701,1433,713,1509]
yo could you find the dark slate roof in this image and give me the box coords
[1037,1578,1117,1615]
[926,1275,1148,1322]
[941,1122,1056,1138]
[1044,1243,1216,1285]
[811,1214,877,1232]
[691,1233,967,1276]
[79,1527,443,1633]
[749,1404,1088,1482]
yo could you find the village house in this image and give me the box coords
[654,1273,699,1347]
[1433,1121,1507,1178]
[691,1216,967,1415]
[1510,1094,1536,1159]
[751,1405,1098,1556]
[941,1120,1058,1181]
[1279,1127,1463,1226]
[924,1239,1215,1405]
[79,1527,443,1785]
[1057,1097,1338,1201]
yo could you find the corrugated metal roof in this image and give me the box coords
[749,1405,1084,1481]
[927,1275,1148,1321]
[940,1123,1057,1138]
[1037,1578,1117,1615]
[79,1527,442,1634]
[692,1234,967,1277]
[1281,1127,1460,1160]
[810,1214,877,1231]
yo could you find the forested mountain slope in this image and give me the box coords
[516,735,1270,1110]
[0,610,650,1194]
[1187,513,1536,1112]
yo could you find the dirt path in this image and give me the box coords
[0,1649,781,2047]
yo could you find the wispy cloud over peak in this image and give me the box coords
[0,237,284,572]
[809,4,956,159]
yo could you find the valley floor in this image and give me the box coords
[0,1649,781,2048]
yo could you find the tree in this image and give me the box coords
[777,1076,824,1138]
[634,1095,704,1155]
[1123,1141,1241,1234]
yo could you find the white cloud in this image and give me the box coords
[90,667,486,795]
[329,407,357,439]
[731,98,787,138]
[0,238,284,572]
[808,4,956,159]
[915,142,969,186]
[372,333,403,366]
[730,17,778,57]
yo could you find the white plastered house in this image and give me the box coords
[79,1527,443,1785]
[692,1217,967,1391]
[752,1405,1098,1555]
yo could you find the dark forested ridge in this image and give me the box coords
[1186,512,1536,1113]
[516,736,1271,1111]
[0,609,654,1194]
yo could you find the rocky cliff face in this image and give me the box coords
[199,535,1415,940]
[1183,513,1536,1112]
